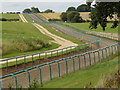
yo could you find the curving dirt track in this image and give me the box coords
[19,14,28,23]
[32,23,77,48]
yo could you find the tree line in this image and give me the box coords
[66,4,91,12]
[60,4,91,23]
[23,7,54,13]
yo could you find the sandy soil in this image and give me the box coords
[32,23,77,49]
[19,14,28,23]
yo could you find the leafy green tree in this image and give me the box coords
[44,9,54,13]
[31,7,40,13]
[87,0,120,30]
[60,12,67,21]
[23,8,32,13]
[66,7,76,12]
[60,11,83,22]
[67,11,82,23]
[77,4,91,12]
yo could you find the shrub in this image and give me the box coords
[2,38,50,56]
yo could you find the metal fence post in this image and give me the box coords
[111,45,114,54]
[83,54,86,67]
[57,61,60,77]
[114,45,116,53]
[77,55,81,70]
[112,45,115,54]
[72,57,75,72]
[106,47,108,57]
[101,49,104,60]
[105,48,108,58]
[65,58,68,74]
[48,63,52,80]
[12,75,18,88]
[93,51,96,64]
[26,70,30,87]
[108,46,110,56]
[98,50,100,62]
[88,52,91,65]
[37,67,43,87]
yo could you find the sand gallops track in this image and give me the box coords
[19,14,28,23]
[32,23,77,49]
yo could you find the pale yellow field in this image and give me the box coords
[38,12,91,20]
[38,12,117,21]
[38,13,61,20]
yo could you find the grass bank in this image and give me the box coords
[39,23,84,45]
[2,22,59,58]
[40,55,119,88]
[1,14,21,20]
[68,23,118,33]
[23,14,33,22]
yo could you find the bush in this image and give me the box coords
[0,18,7,21]
[2,38,50,56]
[60,11,84,23]
[0,18,19,21]
[67,11,83,23]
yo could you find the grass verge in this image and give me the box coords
[1,14,21,20]
[23,14,33,22]
[68,23,118,33]
[39,53,119,88]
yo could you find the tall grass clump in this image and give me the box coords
[2,38,50,56]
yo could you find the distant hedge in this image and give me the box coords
[48,19,62,21]
[0,18,19,21]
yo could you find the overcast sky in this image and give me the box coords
[1,0,86,13]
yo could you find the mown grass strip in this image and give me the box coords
[67,23,118,33]
[40,53,119,88]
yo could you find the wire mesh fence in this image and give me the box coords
[1,43,118,88]
[1,43,98,75]
[62,23,119,41]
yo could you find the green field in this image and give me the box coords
[68,23,118,33]
[1,14,20,19]
[41,55,118,88]
[2,22,60,58]
[23,14,33,22]
[40,23,84,45]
